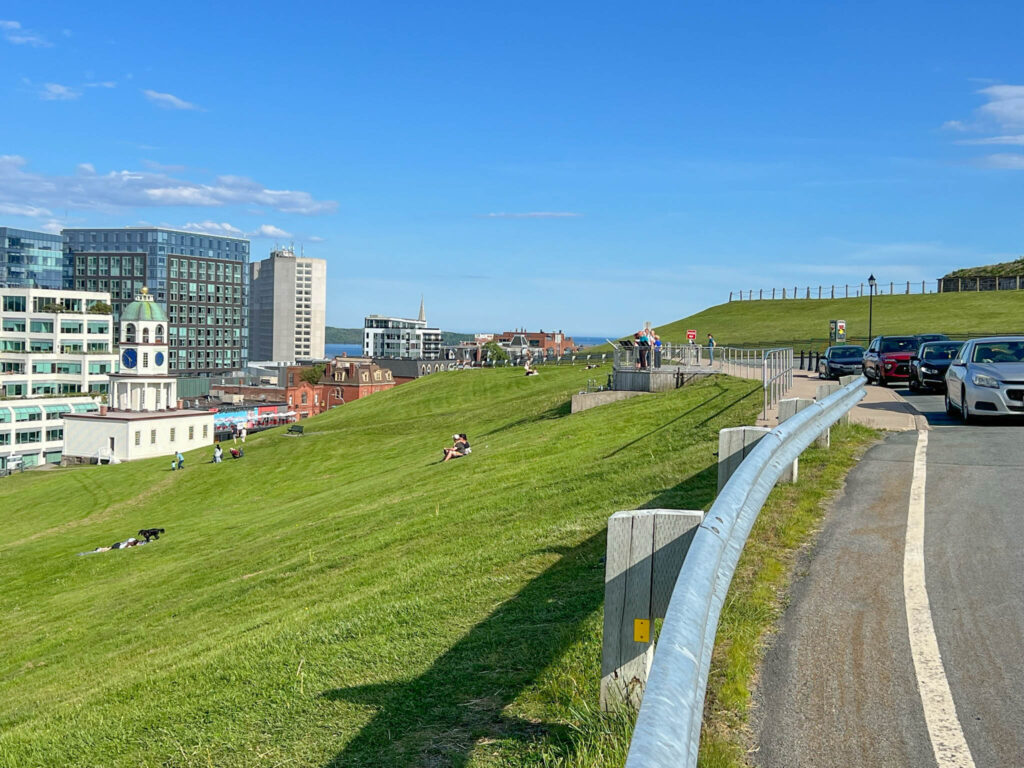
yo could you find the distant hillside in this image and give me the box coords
[325,326,474,345]
[944,257,1024,278]
[585,291,1024,352]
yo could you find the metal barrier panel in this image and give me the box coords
[623,376,866,768]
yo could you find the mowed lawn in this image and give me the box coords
[0,365,762,768]
[588,291,1024,350]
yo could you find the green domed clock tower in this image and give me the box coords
[112,287,175,411]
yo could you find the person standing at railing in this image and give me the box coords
[707,333,716,364]
[652,333,662,367]
[635,329,650,370]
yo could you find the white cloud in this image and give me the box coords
[982,153,1024,170]
[977,84,1024,128]
[76,162,95,175]
[40,83,79,101]
[252,224,292,239]
[956,134,1024,146]
[480,211,583,218]
[0,155,338,216]
[0,20,50,47]
[142,89,201,111]
[941,120,969,131]
[183,221,245,236]
[85,80,116,89]
[142,159,187,172]
[0,202,52,217]
[306,235,326,243]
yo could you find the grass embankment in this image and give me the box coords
[588,291,1024,352]
[945,257,1024,278]
[1,364,767,768]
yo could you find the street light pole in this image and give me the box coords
[867,274,877,342]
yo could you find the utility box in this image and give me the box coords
[829,320,847,344]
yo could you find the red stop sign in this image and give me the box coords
[686,329,697,340]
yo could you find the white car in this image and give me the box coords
[945,336,1024,423]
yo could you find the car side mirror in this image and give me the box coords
[911,356,919,362]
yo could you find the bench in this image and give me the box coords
[286,424,304,436]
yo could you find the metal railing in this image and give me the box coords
[623,376,867,767]
[762,347,793,417]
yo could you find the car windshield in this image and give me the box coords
[830,346,863,358]
[922,343,962,361]
[971,341,1024,363]
[880,338,917,353]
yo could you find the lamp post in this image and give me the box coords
[867,274,877,342]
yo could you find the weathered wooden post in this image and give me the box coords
[601,509,704,710]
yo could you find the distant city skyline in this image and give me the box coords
[2,2,1023,336]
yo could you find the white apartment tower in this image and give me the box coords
[363,298,443,360]
[249,247,326,362]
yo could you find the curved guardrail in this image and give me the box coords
[624,376,867,767]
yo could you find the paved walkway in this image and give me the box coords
[756,371,922,431]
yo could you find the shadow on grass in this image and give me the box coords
[477,399,573,439]
[320,531,606,767]
[602,383,760,459]
[320,461,725,767]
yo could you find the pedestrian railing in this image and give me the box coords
[620,375,867,768]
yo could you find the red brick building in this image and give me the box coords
[323,359,396,401]
[489,329,577,356]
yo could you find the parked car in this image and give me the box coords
[914,333,950,344]
[945,336,1024,423]
[817,345,865,380]
[862,335,919,386]
[909,341,963,392]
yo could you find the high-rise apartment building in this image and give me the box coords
[0,227,66,289]
[63,227,249,375]
[249,247,326,361]
[363,299,442,359]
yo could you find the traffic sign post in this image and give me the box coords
[686,329,697,342]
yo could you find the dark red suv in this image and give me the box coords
[862,335,918,386]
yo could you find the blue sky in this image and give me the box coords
[1,1,1022,335]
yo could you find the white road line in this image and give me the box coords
[904,429,976,768]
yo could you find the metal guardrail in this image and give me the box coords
[623,375,867,768]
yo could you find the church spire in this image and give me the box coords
[417,294,426,323]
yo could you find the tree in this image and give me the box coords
[300,364,326,384]
[484,341,508,362]
[87,301,113,314]
[41,302,65,313]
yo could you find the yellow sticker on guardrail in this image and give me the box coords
[634,618,650,643]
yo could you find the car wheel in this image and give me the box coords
[878,372,887,387]
[908,376,919,392]
[960,387,972,425]
[945,390,957,416]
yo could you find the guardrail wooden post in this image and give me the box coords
[601,509,704,711]
[718,426,770,492]
[780,396,828,448]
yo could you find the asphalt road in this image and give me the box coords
[753,385,1024,768]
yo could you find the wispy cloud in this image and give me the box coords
[40,83,78,101]
[142,159,187,172]
[977,84,1024,128]
[981,153,1024,170]
[85,80,116,89]
[142,89,202,111]
[182,221,296,239]
[956,134,1024,146]
[0,19,50,47]
[941,119,969,132]
[0,202,53,218]
[480,211,583,219]
[0,155,338,216]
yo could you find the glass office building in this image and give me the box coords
[63,228,250,375]
[0,227,65,289]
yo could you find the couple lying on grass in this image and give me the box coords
[442,433,471,462]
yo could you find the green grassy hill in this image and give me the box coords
[0,364,764,767]
[590,291,1024,351]
[945,257,1024,278]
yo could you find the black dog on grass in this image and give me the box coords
[138,528,165,542]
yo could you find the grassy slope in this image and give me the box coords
[0,364,765,768]
[946,257,1024,278]
[589,291,1024,351]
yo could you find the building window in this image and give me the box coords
[189,425,194,440]
[170,427,175,442]
[142,353,149,368]
[202,424,208,438]
[46,428,64,442]
[134,430,141,446]
[151,429,156,444]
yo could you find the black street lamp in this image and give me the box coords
[867,274,877,342]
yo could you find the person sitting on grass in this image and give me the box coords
[442,433,471,462]
[230,447,244,459]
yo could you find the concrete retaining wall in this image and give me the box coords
[571,390,648,413]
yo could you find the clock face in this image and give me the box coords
[121,348,137,369]
[155,351,165,367]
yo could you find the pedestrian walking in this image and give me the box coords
[176,451,184,470]
[240,426,247,443]
[707,333,716,364]
[232,425,238,445]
